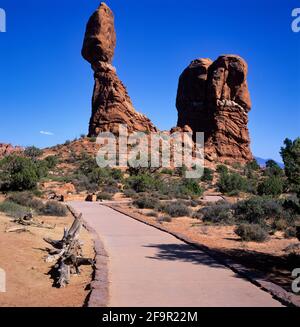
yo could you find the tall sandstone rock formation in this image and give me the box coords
[176,55,253,164]
[82,2,157,136]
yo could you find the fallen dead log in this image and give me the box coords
[44,212,94,288]
[14,213,55,230]
[5,226,29,233]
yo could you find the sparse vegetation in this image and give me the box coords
[97,192,113,201]
[133,196,159,209]
[201,168,214,182]
[257,176,284,196]
[24,146,43,159]
[217,171,248,195]
[161,201,191,217]
[39,201,68,217]
[201,201,234,225]
[235,224,268,242]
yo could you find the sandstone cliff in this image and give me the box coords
[176,55,253,163]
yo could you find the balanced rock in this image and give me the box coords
[82,3,157,136]
[176,55,253,163]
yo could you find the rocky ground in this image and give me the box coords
[0,207,94,307]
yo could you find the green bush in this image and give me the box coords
[160,168,174,176]
[24,146,43,159]
[216,165,229,174]
[126,174,160,193]
[235,224,268,242]
[234,197,283,226]
[179,179,203,197]
[40,201,67,217]
[257,176,284,196]
[217,172,248,195]
[133,196,160,209]
[201,168,214,182]
[97,192,113,201]
[8,192,44,212]
[123,189,137,198]
[44,156,59,169]
[245,160,260,171]
[162,202,191,217]
[0,200,30,219]
[0,155,40,191]
[201,201,234,225]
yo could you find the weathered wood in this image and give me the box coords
[5,226,29,233]
[57,261,70,288]
[44,212,93,288]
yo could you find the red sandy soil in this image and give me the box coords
[0,211,94,307]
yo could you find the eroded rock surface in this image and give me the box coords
[82,3,157,136]
[176,55,253,163]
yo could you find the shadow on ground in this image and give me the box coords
[144,242,300,294]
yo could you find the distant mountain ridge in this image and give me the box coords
[255,156,284,168]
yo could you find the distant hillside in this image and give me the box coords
[255,157,284,169]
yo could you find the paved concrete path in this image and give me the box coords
[69,202,282,307]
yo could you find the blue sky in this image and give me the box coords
[0,0,299,162]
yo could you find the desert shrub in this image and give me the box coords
[125,174,160,193]
[110,169,124,182]
[232,162,242,170]
[201,168,214,182]
[0,155,40,191]
[73,174,99,193]
[180,179,203,197]
[80,134,86,139]
[64,140,71,146]
[97,192,113,201]
[216,165,229,174]
[257,176,284,196]
[245,160,260,171]
[201,201,234,225]
[217,172,248,195]
[160,168,174,176]
[264,160,284,178]
[162,202,191,217]
[234,197,283,227]
[40,201,67,217]
[133,196,160,209]
[283,195,300,214]
[0,200,30,218]
[235,224,268,242]
[8,192,44,212]
[102,185,119,194]
[123,189,137,198]
[44,156,59,169]
[24,146,43,159]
